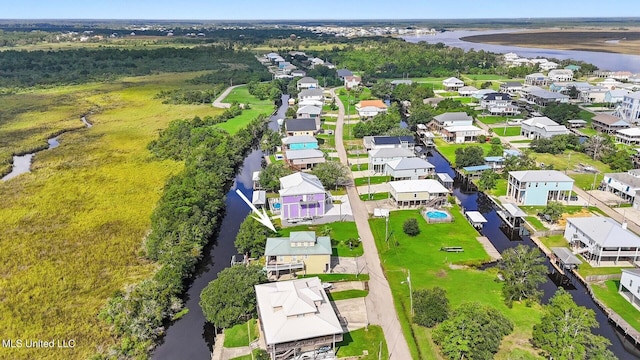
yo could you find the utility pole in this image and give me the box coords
[402,269,413,316]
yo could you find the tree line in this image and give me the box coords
[97,114,270,359]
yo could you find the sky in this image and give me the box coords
[0,0,635,20]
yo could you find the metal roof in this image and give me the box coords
[466,211,488,223]
[462,165,491,172]
[567,217,640,248]
[386,157,434,171]
[389,179,449,194]
[508,170,574,183]
[285,118,318,132]
[551,247,582,265]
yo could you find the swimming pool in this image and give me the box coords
[273,202,281,210]
[426,210,448,219]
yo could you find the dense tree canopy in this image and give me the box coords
[542,103,581,125]
[352,109,402,138]
[498,244,548,307]
[312,161,350,190]
[259,163,293,192]
[200,264,268,329]
[234,216,272,258]
[413,287,449,327]
[455,146,485,168]
[533,289,616,360]
[433,302,513,360]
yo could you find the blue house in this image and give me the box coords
[507,170,574,205]
[282,135,319,150]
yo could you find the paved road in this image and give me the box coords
[330,88,413,360]
[212,84,242,108]
[573,187,640,234]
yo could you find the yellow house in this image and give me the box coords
[389,179,450,207]
[265,231,331,276]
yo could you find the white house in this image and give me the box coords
[458,86,478,97]
[296,77,319,90]
[520,117,570,139]
[442,77,465,91]
[363,136,415,151]
[616,128,640,146]
[255,277,343,359]
[389,179,449,207]
[368,147,415,173]
[605,89,630,104]
[356,100,387,118]
[480,93,519,115]
[548,69,574,82]
[539,61,559,71]
[617,92,640,123]
[344,75,362,90]
[384,157,435,180]
[619,269,640,309]
[601,170,640,202]
[525,73,549,86]
[442,125,483,143]
[298,88,324,107]
[296,105,322,122]
[564,216,640,266]
[430,112,474,131]
[499,81,523,94]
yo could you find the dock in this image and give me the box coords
[465,211,487,229]
[476,237,502,261]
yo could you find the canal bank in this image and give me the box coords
[426,148,640,358]
[152,95,288,360]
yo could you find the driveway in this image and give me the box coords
[331,256,367,274]
[333,298,368,331]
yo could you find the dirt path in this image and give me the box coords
[212,84,242,109]
[330,87,413,360]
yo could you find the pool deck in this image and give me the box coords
[476,236,502,261]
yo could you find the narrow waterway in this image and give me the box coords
[426,149,640,359]
[152,95,287,360]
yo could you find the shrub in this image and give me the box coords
[403,218,420,236]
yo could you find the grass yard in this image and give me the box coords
[529,151,611,186]
[360,192,390,201]
[511,139,532,143]
[280,222,363,257]
[228,349,267,360]
[476,115,509,125]
[486,178,508,197]
[592,280,640,333]
[580,127,598,136]
[494,126,522,137]
[223,319,259,348]
[0,71,252,359]
[434,138,493,165]
[526,216,548,231]
[327,289,369,301]
[216,86,275,133]
[354,176,390,186]
[337,88,372,116]
[370,208,544,359]
[579,110,596,123]
[336,326,389,360]
[351,163,368,171]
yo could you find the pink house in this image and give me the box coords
[278,172,330,220]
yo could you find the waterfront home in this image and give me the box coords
[506,170,574,206]
[499,81,523,94]
[298,88,324,107]
[525,73,549,86]
[520,116,570,139]
[484,156,505,170]
[429,112,474,131]
[284,149,326,170]
[564,217,640,266]
[539,61,559,71]
[591,114,630,134]
[389,179,449,208]
[384,157,435,180]
[616,128,640,145]
[368,147,415,173]
[362,135,415,151]
[441,125,483,143]
[601,170,640,203]
[296,105,322,127]
[548,69,574,82]
[480,93,519,115]
[279,172,329,220]
[264,232,332,275]
[442,77,464,91]
[255,277,343,360]
[616,92,640,123]
[605,89,630,105]
[458,86,478,97]
[344,75,362,90]
[619,269,640,308]
[282,136,319,151]
[356,99,388,118]
[601,78,623,90]
[296,77,319,90]
[285,118,319,136]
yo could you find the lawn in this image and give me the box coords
[370,208,544,359]
[494,126,522,137]
[216,86,275,133]
[336,326,389,360]
[476,115,509,125]
[579,110,596,123]
[0,72,239,359]
[580,127,598,136]
[337,87,372,116]
[328,289,369,301]
[351,163,368,171]
[354,176,390,186]
[223,319,258,348]
[280,222,363,257]
[486,178,508,197]
[434,138,493,165]
[511,139,532,143]
[359,192,390,201]
[591,280,640,333]
[529,151,611,187]
[526,216,548,231]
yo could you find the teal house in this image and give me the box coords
[282,135,319,150]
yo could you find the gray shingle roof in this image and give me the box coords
[285,118,318,132]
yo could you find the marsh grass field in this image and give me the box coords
[0,72,270,359]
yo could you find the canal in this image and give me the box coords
[426,149,640,359]
[152,95,288,360]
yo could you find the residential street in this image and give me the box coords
[330,88,413,360]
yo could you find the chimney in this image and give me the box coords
[622,222,628,230]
